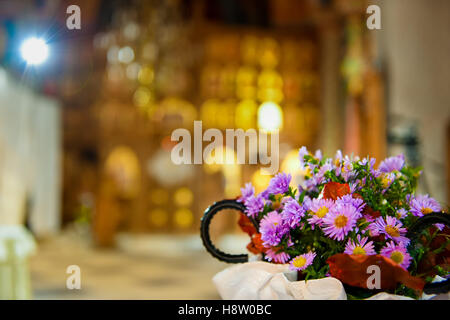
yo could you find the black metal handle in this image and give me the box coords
[200,199,257,263]
[407,212,450,294]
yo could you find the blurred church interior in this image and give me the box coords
[0,0,449,299]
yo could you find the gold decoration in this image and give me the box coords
[149,208,168,227]
[241,35,258,65]
[235,99,257,129]
[173,187,194,207]
[105,146,141,198]
[138,65,154,86]
[174,208,194,228]
[150,188,169,205]
[153,97,197,128]
[259,38,280,69]
[133,86,154,109]
[201,99,220,128]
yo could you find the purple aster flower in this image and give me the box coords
[307,198,334,228]
[367,221,380,237]
[344,235,376,255]
[372,216,410,245]
[289,252,316,271]
[378,154,405,173]
[238,182,254,203]
[349,182,360,193]
[322,203,360,241]
[372,169,382,178]
[301,195,312,211]
[409,194,442,217]
[358,157,369,166]
[406,194,413,203]
[361,157,379,177]
[286,236,294,247]
[311,162,332,186]
[244,194,265,218]
[334,150,343,176]
[314,149,323,161]
[396,208,408,220]
[380,172,395,190]
[298,146,309,168]
[296,184,305,196]
[361,213,376,224]
[264,248,290,264]
[305,177,319,191]
[381,241,411,270]
[260,211,289,247]
[341,156,355,182]
[336,194,365,213]
[281,197,305,228]
[259,189,270,200]
[266,172,291,195]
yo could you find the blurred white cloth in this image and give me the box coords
[213,261,346,300]
[0,225,36,299]
[0,67,61,236]
[213,261,447,300]
[0,225,36,262]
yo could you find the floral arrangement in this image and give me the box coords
[237,147,449,298]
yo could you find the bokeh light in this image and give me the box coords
[257,101,283,132]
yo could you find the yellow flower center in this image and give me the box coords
[334,215,348,228]
[272,195,283,210]
[316,206,329,218]
[381,174,393,188]
[385,225,400,238]
[390,251,404,264]
[343,164,352,173]
[421,207,433,215]
[293,257,307,268]
[353,246,366,255]
[305,168,312,178]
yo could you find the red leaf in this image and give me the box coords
[352,193,364,201]
[246,233,266,255]
[238,213,257,236]
[327,254,425,291]
[323,182,351,200]
[363,205,381,219]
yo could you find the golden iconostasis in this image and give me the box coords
[60,0,382,245]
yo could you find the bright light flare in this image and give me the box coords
[257,101,283,132]
[20,37,49,65]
